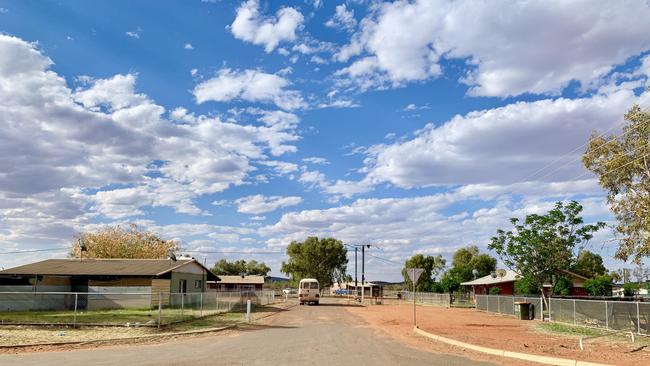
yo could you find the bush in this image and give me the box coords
[514,274,541,295]
[584,275,613,296]
[489,286,501,295]
[622,283,640,297]
[552,276,572,296]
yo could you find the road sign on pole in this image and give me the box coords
[407,268,424,326]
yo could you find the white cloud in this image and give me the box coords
[193,68,306,111]
[125,29,141,39]
[184,43,194,50]
[302,157,329,165]
[403,103,429,111]
[0,34,302,251]
[234,194,303,214]
[366,89,641,188]
[230,0,304,53]
[335,0,650,96]
[190,68,198,76]
[325,4,357,32]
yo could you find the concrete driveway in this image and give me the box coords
[0,298,496,366]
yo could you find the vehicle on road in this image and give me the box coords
[282,288,297,295]
[334,289,353,295]
[298,278,320,305]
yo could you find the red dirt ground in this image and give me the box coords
[346,304,649,366]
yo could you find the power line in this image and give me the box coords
[0,248,69,255]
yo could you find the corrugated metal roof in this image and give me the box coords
[460,270,520,286]
[216,275,265,284]
[0,259,219,280]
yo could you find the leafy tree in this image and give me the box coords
[514,274,541,295]
[489,287,501,295]
[608,271,622,283]
[571,250,607,278]
[211,259,271,276]
[583,104,650,263]
[440,246,497,293]
[584,275,613,296]
[622,282,640,297]
[401,254,446,291]
[489,201,605,306]
[71,224,179,259]
[280,237,348,289]
[552,276,572,296]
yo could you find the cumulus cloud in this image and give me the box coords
[0,35,302,254]
[234,194,303,214]
[325,4,357,32]
[230,0,304,53]
[335,0,650,96]
[193,68,306,111]
[366,89,641,188]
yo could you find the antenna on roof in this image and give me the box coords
[78,238,87,262]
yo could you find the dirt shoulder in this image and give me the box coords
[0,303,293,353]
[345,304,648,366]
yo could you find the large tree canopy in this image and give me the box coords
[571,250,607,279]
[71,224,179,259]
[439,246,497,293]
[211,259,271,276]
[402,254,446,292]
[488,201,604,302]
[583,104,650,263]
[280,237,348,288]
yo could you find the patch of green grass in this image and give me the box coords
[536,322,607,337]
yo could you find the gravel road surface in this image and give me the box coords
[0,298,496,366]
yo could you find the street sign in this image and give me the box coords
[407,268,425,284]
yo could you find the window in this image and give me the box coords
[310,282,319,289]
[194,280,202,289]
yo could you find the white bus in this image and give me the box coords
[298,278,320,305]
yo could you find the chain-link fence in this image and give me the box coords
[475,295,648,335]
[400,292,450,307]
[0,290,278,327]
[549,298,649,335]
[475,295,543,320]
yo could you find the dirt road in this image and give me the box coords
[0,298,496,366]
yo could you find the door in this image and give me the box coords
[179,279,187,294]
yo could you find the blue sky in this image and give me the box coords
[1,0,650,281]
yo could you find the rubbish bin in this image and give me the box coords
[515,302,532,320]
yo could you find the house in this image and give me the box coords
[208,275,265,291]
[330,281,384,298]
[0,258,219,308]
[461,269,589,297]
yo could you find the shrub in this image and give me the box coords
[584,275,613,296]
[489,286,502,295]
[514,274,541,295]
[552,276,572,296]
[622,283,640,297]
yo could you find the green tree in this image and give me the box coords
[514,274,541,295]
[584,275,613,296]
[571,250,607,278]
[489,287,501,295]
[402,254,446,291]
[583,104,650,263]
[622,282,640,297]
[280,237,348,289]
[71,224,179,259]
[552,276,572,296]
[439,246,497,294]
[489,201,605,306]
[211,259,271,276]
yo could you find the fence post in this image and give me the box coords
[216,292,219,312]
[200,292,203,317]
[73,292,78,328]
[573,299,576,325]
[637,301,640,335]
[548,297,552,322]
[181,293,184,318]
[605,301,609,330]
[157,292,162,328]
[497,295,501,313]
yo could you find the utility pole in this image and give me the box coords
[361,245,365,303]
[354,247,358,297]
